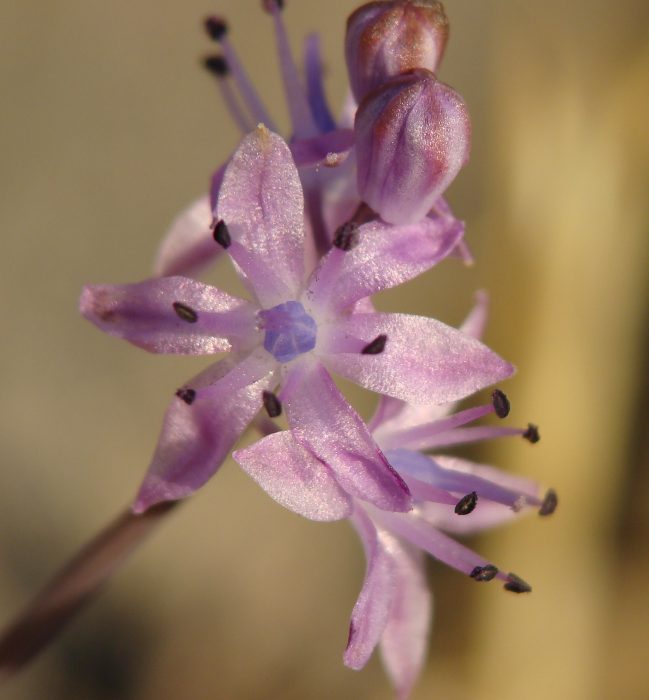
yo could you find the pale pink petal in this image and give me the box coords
[282,358,412,512]
[344,509,395,670]
[215,125,305,306]
[80,277,258,355]
[308,216,463,314]
[153,196,220,278]
[133,351,277,512]
[234,431,352,521]
[380,542,431,700]
[369,291,492,442]
[321,312,514,405]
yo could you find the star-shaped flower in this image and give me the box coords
[81,125,512,515]
[236,293,555,699]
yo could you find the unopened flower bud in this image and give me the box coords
[355,69,470,225]
[346,0,449,102]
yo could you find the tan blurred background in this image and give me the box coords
[1,1,648,698]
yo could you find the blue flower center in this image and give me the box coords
[259,301,317,363]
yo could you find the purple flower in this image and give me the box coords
[237,293,554,698]
[81,126,512,514]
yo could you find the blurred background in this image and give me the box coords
[1,1,648,698]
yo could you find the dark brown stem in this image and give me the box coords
[0,501,179,682]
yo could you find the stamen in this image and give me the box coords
[172,302,199,323]
[454,491,478,515]
[539,488,558,516]
[265,0,318,139]
[491,389,510,418]
[213,220,232,249]
[262,390,282,418]
[304,33,336,132]
[176,388,196,405]
[523,423,540,443]
[333,222,360,251]
[503,573,532,593]
[204,16,228,41]
[262,0,285,13]
[361,334,387,355]
[469,565,498,582]
[203,54,229,77]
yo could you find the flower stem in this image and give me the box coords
[0,501,179,682]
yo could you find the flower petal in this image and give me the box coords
[153,196,221,278]
[215,125,305,306]
[344,509,395,670]
[80,277,258,355]
[133,351,277,512]
[307,215,464,314]
[234,431,353,521]
[290,128,354,168]
[379,542,431,700]
[282,358,412,512]
[321,312,514,404]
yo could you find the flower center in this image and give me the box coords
[259,301,317,363]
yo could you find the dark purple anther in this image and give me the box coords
[355,69,470,225]
[333,222,360,251]
[176,388,197,405]
[346,0,449,103]
[503,573,532,593]
[262,390,283,418]
[361,334,387,355]
[539,489,558,516]
[470,565,498,582]
[173,302,199,323]
[491,389,510,418]
[523,423,540,443]
[213,219,232,248]
[455,491,478,515]
[204,16,228,41]
[203,55,229,77]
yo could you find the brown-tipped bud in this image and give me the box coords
[355,69,470,225]
[491,389,510,418]
[346,1,449,103]
[539,489,558,516]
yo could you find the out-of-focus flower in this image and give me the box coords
[240,293,555,698]
[81,126,512,514]
[355,69,471,224]
[346,0,449,103]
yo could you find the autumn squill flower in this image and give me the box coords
[81,125,512,515]
[237,292,556,698]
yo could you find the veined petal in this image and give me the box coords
[379,541,431,700]
[369,291,492,441]
[307,216,464,314]
[234,431,352,521]
[153,196,220,278]
[321,312,514,405]
[80,277,258,355]
[133,351,278,512]
[215,125,305,306]
[282,357,412,512]
[344,509,395,670]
